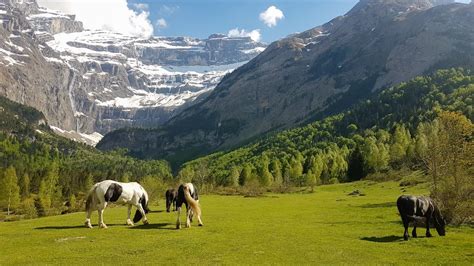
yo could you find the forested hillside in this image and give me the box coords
[178,69,472,192]
[0,96,172,219]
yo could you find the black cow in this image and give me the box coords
[397,195,446,240]
[165,188,177,212]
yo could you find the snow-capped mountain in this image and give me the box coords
[0,0,266,145]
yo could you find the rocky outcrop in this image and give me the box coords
[97,0,474,163]
[0,0,266,144]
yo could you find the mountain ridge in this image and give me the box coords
[97,0,474,165]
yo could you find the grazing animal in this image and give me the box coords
[85,180,150,229]
[397,195,446,240]
[165,188,178,212]
[175,183,203,229]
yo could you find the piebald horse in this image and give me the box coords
[176,183,203,229]
[397,195,446,240]
[85,180,150,228]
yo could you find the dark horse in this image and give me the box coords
[165,188,177,212]
[397,195,446,240]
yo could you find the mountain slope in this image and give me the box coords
[97,0,474,164]
[176,68,473,186]
[0,0,265,144]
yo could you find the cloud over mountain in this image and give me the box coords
[37,0,154,38]
[259,6,284,27]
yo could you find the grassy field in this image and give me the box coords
[0,181,473,265]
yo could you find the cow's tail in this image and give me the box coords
[184,188,201,217]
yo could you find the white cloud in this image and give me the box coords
[155,18,167,29]
[37,0,154,38]
[259,6,284,28]
[228,28,261,42]
[133,3,149,11]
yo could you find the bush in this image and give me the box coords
[17,197,37,219]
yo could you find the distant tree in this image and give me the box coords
[19,173,30,199]
[229,167,240,187]
[270,160,283,185]
[426,111,474,224]
[239,164,252,186]
[0,166,21,215]
[347,146,365,181]
[83,173,94,193]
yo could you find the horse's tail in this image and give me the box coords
[85,185,97,213]
[184,188,201,217]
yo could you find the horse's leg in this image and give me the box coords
[126,204,134,226]
[189,209,194,223]
[185,204,191,228]
[98,202,108,229]
[197,212,203,227]
[85,207,93,228]
[402,216,409,240]
[425,213,432,237]
[176,206,181,229]
[412,225,417,238]
[136,204,149,225]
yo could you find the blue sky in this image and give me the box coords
[128,0,359,43]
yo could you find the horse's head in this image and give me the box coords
[433,206,446,236]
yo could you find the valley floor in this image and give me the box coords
[0,181,473,265]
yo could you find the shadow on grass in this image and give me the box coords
[148,209,164,213]
[129,222,175,230]
[35,223,124,230]
[360,235,404,243]
[358,202,394,208]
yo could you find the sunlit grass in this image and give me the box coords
[0,181,472,264]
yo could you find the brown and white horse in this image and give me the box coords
[85,180,150,228]
[176,183,203,229]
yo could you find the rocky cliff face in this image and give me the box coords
[97,0,474,164]
[0,0,265,144]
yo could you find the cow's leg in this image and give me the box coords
[173,200,177,211]
[98,202,108,229]
[185,205,191,228]
[425,213,432,237]
[136,204,149,225]
[126,204,134,226]
[402,216,409,240]
[412,226,417,238]
[176,206,182,229]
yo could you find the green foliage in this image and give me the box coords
[0,166,21,215]
[179,69,474,190]
[0,96,173,218]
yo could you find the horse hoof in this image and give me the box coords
[127,221,134,226]
[198,224,203,227]
[143,220,149,225]
[176,224,181,229]
[99,223,108,229]
[85,223,93,229]
[426,233,432,238]
[404,236,408,241]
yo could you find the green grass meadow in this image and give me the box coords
[0,181,473,265]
